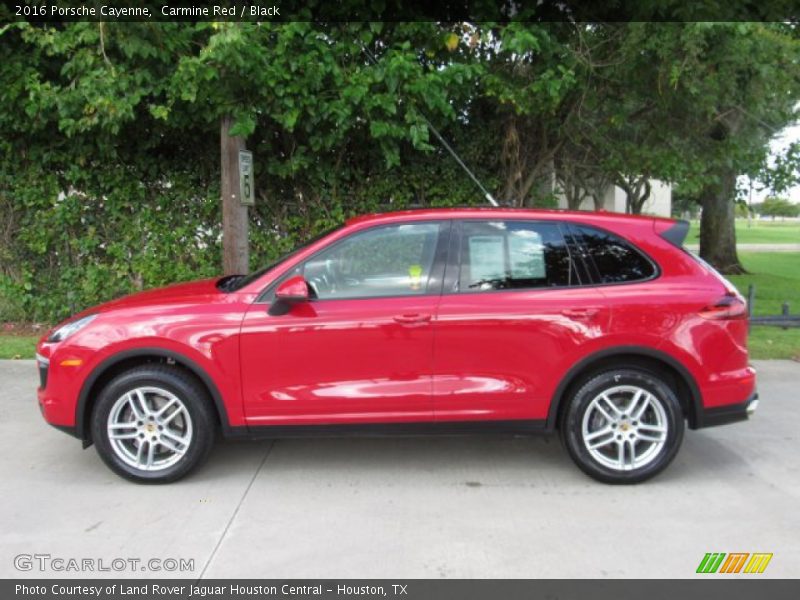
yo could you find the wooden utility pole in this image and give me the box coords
[220,115,249,275]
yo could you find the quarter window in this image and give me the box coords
[571,225,656,283]
[458,221,576,291]
[301,223,442,300]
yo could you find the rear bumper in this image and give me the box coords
[695,392,759,429]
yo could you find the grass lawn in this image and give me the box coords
[687,219,800,245]
[0,335,38,360]
[728,252,800,360]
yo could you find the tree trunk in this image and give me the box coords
[699,169,745,274]
[499,117,561,207]
[527,157,555,208]
[618,176,651,214]
[220,115,249,275]
[563,181,587,210]
[629,180,651,214]
[590,183,607,210]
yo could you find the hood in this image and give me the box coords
[74,277,224,318]
[40,278,227,345]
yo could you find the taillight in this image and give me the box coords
[699,295,748,320]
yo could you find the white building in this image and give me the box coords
[555,179,672,217]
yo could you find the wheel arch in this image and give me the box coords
[75,347,231,445]
[547,346,703,431]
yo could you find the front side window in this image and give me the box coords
[301,222,442,300]
[458,221,576,291]
[571,225,656,284]
[224,225,343,292]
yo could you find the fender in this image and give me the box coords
[545,345,703,430]
[74,347,232,442]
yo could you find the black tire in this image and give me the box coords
[91,364,216,483]
[560,368,685,484]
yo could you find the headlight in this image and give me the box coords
[47,314,97,343]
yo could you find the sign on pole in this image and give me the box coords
[238,150,255,206]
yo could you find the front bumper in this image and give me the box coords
[36,349,84,438]
[35,352,49,389]
[695,392,759,428]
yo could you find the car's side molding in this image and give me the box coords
[546,345,703,430]
[228,419,548,440]
[74,347,231,444]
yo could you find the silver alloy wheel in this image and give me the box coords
[107,386,193,472]
[581,385,668,472]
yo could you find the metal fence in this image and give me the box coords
[747,284,800,329]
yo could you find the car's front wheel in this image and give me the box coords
[91,365,215,483]
[561,368,685,484]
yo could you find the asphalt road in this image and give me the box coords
[1,360,798,579]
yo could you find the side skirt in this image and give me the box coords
[224,419,549,441]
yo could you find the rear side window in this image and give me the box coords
[571,225,656,284]
[458,221,577,291]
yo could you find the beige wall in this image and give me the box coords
[555,179,672,217]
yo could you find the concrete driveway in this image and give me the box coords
[1,360,798,579]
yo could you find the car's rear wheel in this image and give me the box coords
[560,368,684,484]
[91,365,215,483]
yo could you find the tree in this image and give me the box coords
[756,197,800,218]
[466,22,582,206]
[547,23,800,262]
[671,185,701,219]
[2,19,799,322]
[554,139,612,211]
[0,21,485,320]
[622,23,800,273]
[0,21,223,319]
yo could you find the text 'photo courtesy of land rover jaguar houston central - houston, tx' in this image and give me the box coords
[36,208,758,484]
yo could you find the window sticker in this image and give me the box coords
[468,235,505,284]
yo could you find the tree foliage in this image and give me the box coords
[1,21,798,322]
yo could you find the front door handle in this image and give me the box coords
[393,313,432,325]
[561,307,600,320]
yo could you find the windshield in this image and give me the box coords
[219,225,343,292]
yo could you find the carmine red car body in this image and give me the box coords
[36,207,757,483]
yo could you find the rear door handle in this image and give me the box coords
[561,307,600,319]
[393,313,432,325]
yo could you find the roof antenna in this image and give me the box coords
[361,43,499,207]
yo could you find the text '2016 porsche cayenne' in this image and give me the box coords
[36,208,757,483]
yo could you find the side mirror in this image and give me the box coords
[269,276,309,316]
[275,275,310,302]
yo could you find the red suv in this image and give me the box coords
[36,208,757,483]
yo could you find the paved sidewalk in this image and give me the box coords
[1,360,798,578]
